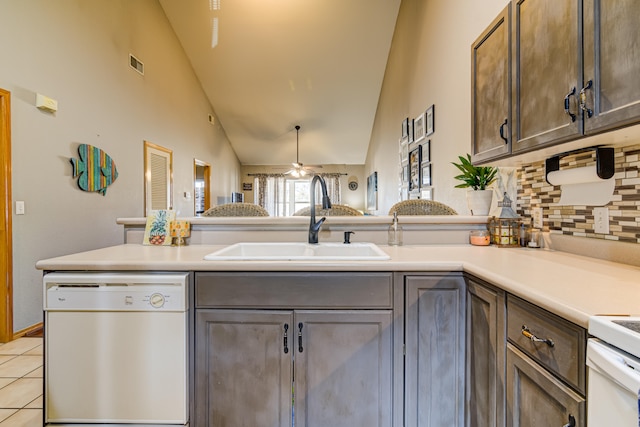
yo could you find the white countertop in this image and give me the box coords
[36,243,640,328]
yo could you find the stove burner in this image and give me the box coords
[612,320,640,334]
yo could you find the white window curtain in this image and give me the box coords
[254,173,343,216]
[254,174,287,216]
[316,173,342,205]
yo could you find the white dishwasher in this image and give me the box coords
[43,272,189,426]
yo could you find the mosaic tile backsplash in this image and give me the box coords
[516,144,640,244]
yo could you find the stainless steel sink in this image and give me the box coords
[204,242,390,261]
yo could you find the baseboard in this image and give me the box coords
[14,322,43,339]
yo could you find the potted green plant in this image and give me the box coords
[452,154,498,215]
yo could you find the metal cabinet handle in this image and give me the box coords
[521,325,555,347]
[284,323,289,354]
[564,87,577,122]
[563,414,576,427]
[579,80,594,118]
[298,322,304,353]
[499,118,508,144]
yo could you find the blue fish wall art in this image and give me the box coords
[70,144,118,195]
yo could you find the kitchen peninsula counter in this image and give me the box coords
[36,243,640,328]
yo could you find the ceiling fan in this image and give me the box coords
[284,125,322,177]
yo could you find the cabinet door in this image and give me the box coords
[512,0,582,152]
[405,274,466,427]
[195,310,293,427]
[471,5,511,163]
[467,278,506,427]
[506,343,585,427]
[293,310,393,427]
[583,0,640,134]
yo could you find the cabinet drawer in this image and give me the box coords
[195,272,393,309]
[507,295,586,393]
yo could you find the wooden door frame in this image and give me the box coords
[0,89,13,343]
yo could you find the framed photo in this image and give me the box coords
[408,118,414,143]
[414,112,426,142]
[426,104,435,136]
[421,163,432,187]
[421,140,430,162]
[402,118,409,140]
[367,171,378,211]
[408,145,422,191]
[400,140,409,162]
[409,191,420,200]
[402,164,409,183]
[421,187,434,200]
[401,184,409,201]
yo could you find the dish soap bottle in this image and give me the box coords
[388,212,403,246]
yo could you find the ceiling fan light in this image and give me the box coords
[299,169,306,177]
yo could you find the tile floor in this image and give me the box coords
[0,337,42,427]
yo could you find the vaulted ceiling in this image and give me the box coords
[159,0,401,166]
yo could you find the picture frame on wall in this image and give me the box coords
[414,112,426,142]
[408,118,414,143]
[422,139,430,162]
[367,171,378,211]
[402,164,409,183]
[400,139,409,163]
[402,117,409,140]
[421,163,431,187]
[408,145,422,191]
[426,104,435,136]
[421,187,434,200]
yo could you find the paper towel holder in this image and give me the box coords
[545,146,614,185]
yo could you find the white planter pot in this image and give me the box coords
[467,189,493,215]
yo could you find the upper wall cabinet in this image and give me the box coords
[582,0,640,134]
[472,0,640,163]
[471,5,511,163]
[511,0,582,153]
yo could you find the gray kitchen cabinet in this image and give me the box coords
[582,0,640,135]
[404,273,466,427]
[471,4,511,163]
[511,0,582,153]
[194,272,396,427]
[195,309,292,427]
[505,295,586,427]
[475,0,640,160]
[506,344,585,427]
[466,277,506,427]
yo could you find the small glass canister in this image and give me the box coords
[469,229,490,246]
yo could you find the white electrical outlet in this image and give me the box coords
[594,207,609,234]
[532,207,543,229]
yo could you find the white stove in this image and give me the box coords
[589,315,640,358]
[587,316,640,426]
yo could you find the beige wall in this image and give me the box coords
[0,0,241,332]
[240,165,366,212]
[367,0,508,215]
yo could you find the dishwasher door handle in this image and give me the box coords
[587,340,640,392]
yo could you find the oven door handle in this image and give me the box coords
[587,340,640,392]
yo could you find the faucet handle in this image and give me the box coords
[344,231,355,244]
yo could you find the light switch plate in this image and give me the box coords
[15,201,25,215]
[532,207,543,229]
[594,207,609,234]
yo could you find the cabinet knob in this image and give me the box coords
[298,322,304,353]
[499,118,509,144]
[562,414,576,427]
[284,323,289,354]
[579,80,594,118]
[521,325,555,347]
[564,87,577,122]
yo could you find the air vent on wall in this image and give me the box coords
[129,54,144,75]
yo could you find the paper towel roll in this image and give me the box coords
[547,166,615,206]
